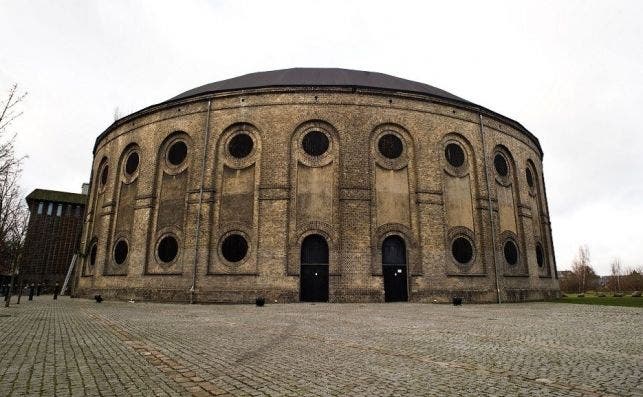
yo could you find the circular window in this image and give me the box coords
[503,240,518,266]
[445,143,465,168]
[494,154,508,177]
[167,141,188,166]
[302,131,329,156]
[100,164,109,187]
[451,237,473,264]
[536,243,544,267]
[378,134,403,159]
[125,152,139,176]
[228,133,253,158]
[157,235,179,263]
[113,239,128,265]
[526,167,534,188]
[221,234,248,263]
[89,243,97,266]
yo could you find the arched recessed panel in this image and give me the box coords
[288,120,339,277]
[210,124,261,275]
[146,132,190,275]
[527,160,552,277]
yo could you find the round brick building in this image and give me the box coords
[74,68,560,303]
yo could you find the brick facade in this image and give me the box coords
[74,69,560,303]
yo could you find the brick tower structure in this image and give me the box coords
[21,189,87,293]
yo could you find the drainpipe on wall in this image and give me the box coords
[190,99,212,304]
[478,113,501,304]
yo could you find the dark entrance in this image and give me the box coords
[300,234,329,302]
[382,235,408,302]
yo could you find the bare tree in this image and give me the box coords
[113,106,121,121]
[610,258,622,293]
[0,84,28,303]
[570,245,592,293]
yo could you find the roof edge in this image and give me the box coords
[26,189,87,205]
[94,85,542,157]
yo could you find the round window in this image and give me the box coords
[114,239,129,265]
[378,134,403,159]
[89,243,98,266]
[167,141,188,166]
[445,143,465,168]
[157,235,179,263]
[526,167,534,188]
[228,133,253,158]
[536,243,544,267]
[503,240,518,266]
[302,131,329,156]
[125,152,139,176]
[451,237,473,264]
[100,164,109,187]
[494,153,508,177]
[221,234,248,263]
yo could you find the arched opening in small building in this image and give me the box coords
[300,234,329,302]
[382,235,408,302]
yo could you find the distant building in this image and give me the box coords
[20,189,87,292]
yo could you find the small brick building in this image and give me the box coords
[21,189,87,292]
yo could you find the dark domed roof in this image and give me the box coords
[96,68,542,156]
[170,68,471,104]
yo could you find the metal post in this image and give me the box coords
[191,99,212,304]
[60,254,77,296]
[5,274,14,307]
[478,113,501,304]
[16,281,22,304]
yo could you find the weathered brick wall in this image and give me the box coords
[75,88,560,303]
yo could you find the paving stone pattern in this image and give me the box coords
[0,298,641,396]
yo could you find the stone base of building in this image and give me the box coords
[74,287,561,304]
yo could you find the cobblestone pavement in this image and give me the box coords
[0,298,641,397]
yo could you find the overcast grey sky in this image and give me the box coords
[1,0,641,275]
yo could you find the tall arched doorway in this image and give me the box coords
[300,234,329,302]
[382,235,408,302]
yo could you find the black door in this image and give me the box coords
[382,235,408,302]
[300,264,329,302]
[383,265,408,302]
[300,234,329,302]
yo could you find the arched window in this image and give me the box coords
[301,234,329,264]
[382,235,406,265]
